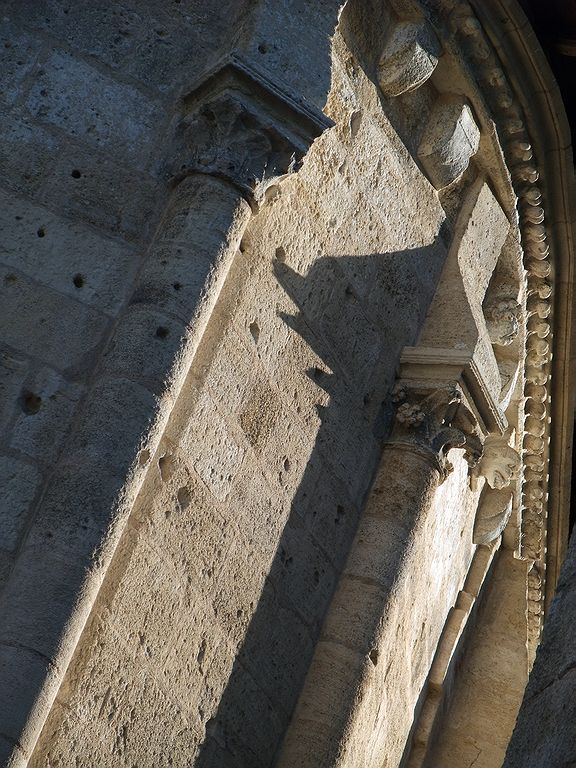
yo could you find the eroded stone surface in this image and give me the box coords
[417,96,481,189]
[377,19,441,97]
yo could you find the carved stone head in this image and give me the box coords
[484,296,522,346]
[475,433,521,489]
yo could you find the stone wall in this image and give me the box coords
[23,16,452,766]
[0,0,257,594]
[0,1,574,767]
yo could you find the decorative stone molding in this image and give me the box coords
[418,0,560,654]
[473,488,513,544]
[390,383,483,482]
[171,56,333,205]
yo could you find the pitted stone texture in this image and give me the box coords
[417,96,481,189]
[0,455,41,553]
[24,22,450,767]
[0,266,110,373]
[0,189,139,315]
[10,368,85,464]
[431,552,529,768]
[377,19,441,97]
[0,21,42,107]
[25,50,164,164]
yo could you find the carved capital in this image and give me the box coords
[170,57,333,205]
[389,383,482,482]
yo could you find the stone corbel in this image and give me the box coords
[389,382,483,482]
[169,56,334,207]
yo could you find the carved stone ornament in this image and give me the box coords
[484,292,522,346]
[473,487,513,544]
[390,383,483,482]
[471,431,521,490]
[171,56,333,205]
[471,432,521,544]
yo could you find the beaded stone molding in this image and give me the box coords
[429,0,553,654]
[372,0,555,654]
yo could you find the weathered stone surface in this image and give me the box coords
[0,266,111,372]
[9,368,85,463]
[377,20,441,97]
[0,2,569,768]
[430,552,529,768]
[25,50,164,164]
[0,455,41,553]
[417,96,481,189]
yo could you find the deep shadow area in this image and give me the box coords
[518,0,576,151]
[193,237,449,767]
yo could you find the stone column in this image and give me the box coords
[277,383,483,768]
[0,60,329,767]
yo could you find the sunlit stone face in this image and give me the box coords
[477,437,521,489]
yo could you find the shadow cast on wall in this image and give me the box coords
[194,237,448,767]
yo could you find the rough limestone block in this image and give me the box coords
[257,399,314,495]
[276,640,365,767]
[226,461,290,563]
[503,539,576,767]
[205,329,256,417]
[0,111,60,196]
[269,520,337,626]
[202,662,287,767]
[0,190,139,315]
[0,455,41,552]
[299,461,360,571]
[68,376,158,472]
[239,582,315,709]
[321,575,389,651]
[108,534,189,668]
[23,458,129,560]
[0,347,29,432]
[180,392,245,502]
[0,22,42,106]
[149,468,235,597]
[10,368,85,463]
[158,175,250,253]
[344,514,411,589]
[158,595,223,710]
[377,20,441,97]
[237,379,282,454]
[0,642,56,754]
[210,537,272,647]
[417,96,481,188]
[320,284,383,388]
[133,243,222,324]
[0,267,111,371]
[0,546,89,660]
[43,149,159,241]
[74,642,193,766]
[25,51,162,164]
